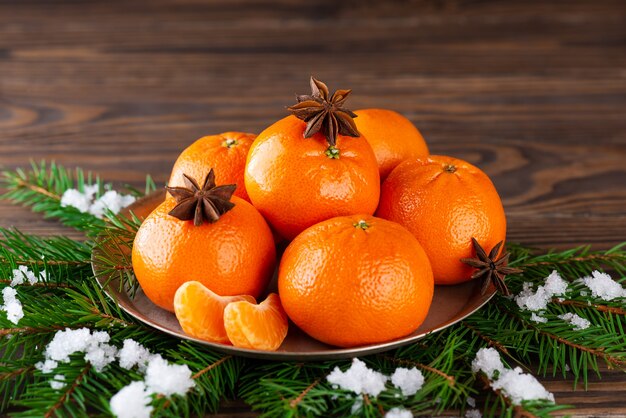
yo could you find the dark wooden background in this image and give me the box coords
[0,0,625,416]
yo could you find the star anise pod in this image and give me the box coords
[461,238,523,296]
[287,76,360,146]
[165,170,236,226]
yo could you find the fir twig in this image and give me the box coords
[289,377,323,409]
[192,355,232,379]
[379,355,456,386]
[552,298,626,315]
[0,366,35,381]
[43,364,91,418]
[0,160,155,236]
[461,322,510,356]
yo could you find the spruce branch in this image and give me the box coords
[43,363,92,418]
[160,344,244,416]
[0,365,35,381]
[510,242,626,278]
[379,355,456,386]
[0,279,74,289]
[0,228,91,264]
[1,160,106,232]
[461,322,510,356]
[551,298,626,315]
[0,228,94,291]
[0,326,66,337]
[289,377,323,409]
[477,373,568,418]
[1,160,155,236]
[192,355,232,379]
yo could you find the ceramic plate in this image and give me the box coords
[92,190,495,361]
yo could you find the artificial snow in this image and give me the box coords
[530,313,548,323]
[1,287,24,324]
[390,367,424,397]
[144,356,195,396]
[42,328,117,372]
[385,407,413,418]
[60,185,135,218]
[50,374,65,390]
[558,313,591,330]
[118,338,154,371]
[492,367,555,405]
[327,358,389,397]
[89,190,136,218]
[33,329,194,416]
[35,359,58,373]
[581,271,626,301]
[471,347,504,379]
[515,270,568,312]
[465,409,482,418]
[110,381,154,418]
[472,348,554,405]
[10,265,46,286]
[60,186,97,214]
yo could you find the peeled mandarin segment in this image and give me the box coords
[223,293,288,351]
[174,281,255,344]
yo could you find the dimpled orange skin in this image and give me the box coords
[174,281,256,344]
[169,132,256,202]
[244,115,380,241]
[132,196,276,312]
[224,293,288,351]
[354,109,429,181]
[376,155,507,285]
[278,215,434,348]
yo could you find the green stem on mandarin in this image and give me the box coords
[325,145,340,159]
[353,220,369,230]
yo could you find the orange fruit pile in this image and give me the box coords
[131,76,509,351]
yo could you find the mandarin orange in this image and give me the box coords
[245,116,380,240]
[354,109,429,180]
[132,173,275,312]
[278,215,433,347]
[245,76,383,242]
[224,293,288,351]
[376,155,506,285]
[174,281,256,344]
[169,132,255,202]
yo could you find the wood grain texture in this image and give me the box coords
[0,0,624,415]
